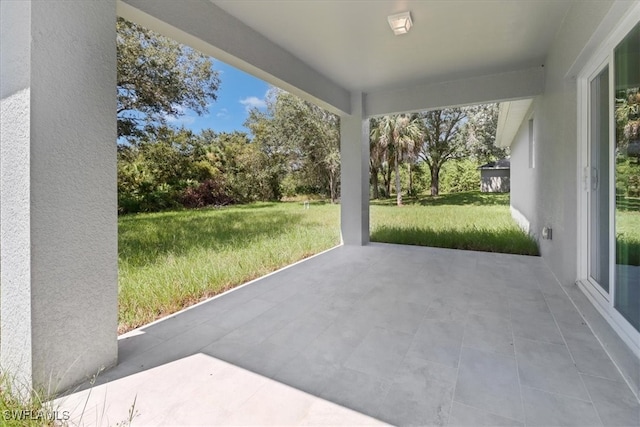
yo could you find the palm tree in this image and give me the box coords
[371,114,423,206]
[369,117,385,199]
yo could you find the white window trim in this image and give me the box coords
[528,115,535,169]
[576,2,640,358]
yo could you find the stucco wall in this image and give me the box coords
[510,112,537,236]
[0,0,33,383]
[340,92,370,245]
[1,1,118,391]
[534,1,617,287]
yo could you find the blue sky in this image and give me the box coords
[166,61,271,134]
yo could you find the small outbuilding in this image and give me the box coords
[479,158,510,193]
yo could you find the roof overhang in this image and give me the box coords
[118,0,571,117]
[495,99,534,148]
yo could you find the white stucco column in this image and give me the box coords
[340,92,370,245]
[0,1,118,392]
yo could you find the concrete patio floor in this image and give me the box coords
[57,243,640,426]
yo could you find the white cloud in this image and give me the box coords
[164,105,196,125]
[216,108,230,119]
[239,96,267,111]
[165,114,195,126]
[169,105,187,115]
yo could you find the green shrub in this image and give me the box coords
[180,179,234,208]
[440,159,481,193]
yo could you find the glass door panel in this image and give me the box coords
[589,66,610,293]
[614,21,640,331]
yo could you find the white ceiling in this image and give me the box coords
[211,0,573,93]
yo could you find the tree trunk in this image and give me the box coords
[395,155,402,206]
[329,172,336,203]
[371,167,380,199]
[385,165,392,197]
[430,164,440,196]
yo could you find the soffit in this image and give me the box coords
[211,0,573,93]
[496,98,534,148]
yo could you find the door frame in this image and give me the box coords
[576,3,640,358]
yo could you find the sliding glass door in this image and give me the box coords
[584,20,640,337]
[614,22,640,331]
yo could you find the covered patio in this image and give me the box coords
[3,1,640,424]
[58,244,639,426]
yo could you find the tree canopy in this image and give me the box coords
[369,104,504,199]
[245,88,341,202]
[461,104,504,163]
[117,17,220,139]
[114,17,507,212]
[418,108,467,196]
[371,114,423,205]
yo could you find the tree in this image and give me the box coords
[214,131,277,202]
[117,126,282,213]
[369,123,394,198]
[369,117,385,199]
[244,96,289,201]
[117,17,220,139]
[616,88,640,154]
[418,108,467,196]
[245,88,341,202]
[461,104,506,163]
[371,114,423,206]
[439,159,481,194]
[117,126,209,213]
[615,88,640,199]
[273,91,341,202]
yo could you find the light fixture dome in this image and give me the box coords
[388,11,412,35]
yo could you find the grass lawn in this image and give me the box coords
[370,191,540,256]
[118,202,340,333]
[118,191,538,333]
[617,205,640,266]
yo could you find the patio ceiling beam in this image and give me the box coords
[366,66,545,117]
[118,0,351,115]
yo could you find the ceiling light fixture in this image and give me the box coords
[387,11,412,35]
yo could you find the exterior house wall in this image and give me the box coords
[534,0,616,288]
[510,112,537,236]
[516,0,640,395]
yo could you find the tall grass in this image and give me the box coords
[0,370,138,427]
[370,192,540,256]
[0,372,58,427]
[617,208,640,266]
[118,202,340,333]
